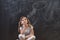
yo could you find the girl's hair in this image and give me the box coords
[18,16,33,32]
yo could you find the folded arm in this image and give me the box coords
[25,26,34,38]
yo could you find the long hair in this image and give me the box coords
[18,16,33,32]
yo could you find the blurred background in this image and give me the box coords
[0,0,60,40]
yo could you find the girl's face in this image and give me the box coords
[21,17,28,25]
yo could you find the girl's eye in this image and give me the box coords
[25,19,26,20]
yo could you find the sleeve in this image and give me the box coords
[31,25,33,29]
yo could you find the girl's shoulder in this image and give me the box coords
[29,24,33,29]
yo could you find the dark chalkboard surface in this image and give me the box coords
[0,0,60,40]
